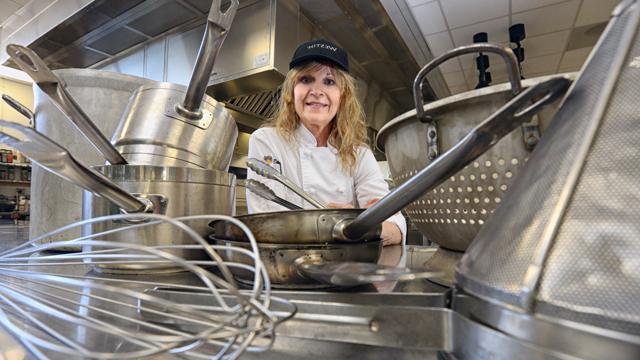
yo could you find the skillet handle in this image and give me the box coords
[296,260,443,287]
[340,76,572,241]
[0,119,150,213]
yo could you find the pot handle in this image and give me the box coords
[295,258,442,287]
[2,94,34,125]
[177,0,239,118]
[339,76,571,241]
[413,44,522,123]
[0,120,151,213]
[6,44,128,165]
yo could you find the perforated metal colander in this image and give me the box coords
[378,73,574,252]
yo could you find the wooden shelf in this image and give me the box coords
[0,162,30,167]
[0,181,30,186]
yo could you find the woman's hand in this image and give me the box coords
[381,221,402,246]
[366,198,402,246]
[326,202,354,209]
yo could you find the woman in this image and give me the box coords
[246,39,406,246]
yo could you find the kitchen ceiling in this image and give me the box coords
[403,0,621,94]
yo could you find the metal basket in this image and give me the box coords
[378,48,574,252]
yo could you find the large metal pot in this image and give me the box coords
[0,121,236,273]
[111,0,239,171]
[377,47,574,253]
[455,1,640,357]
[28,69,153,246]
[85,165,235,273]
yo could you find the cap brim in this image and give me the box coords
[289,54,348,73]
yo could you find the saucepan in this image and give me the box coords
[111,0,239,171]
[0,120,236,273]
[209,75,571,287]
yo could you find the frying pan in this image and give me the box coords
[212,76,572,245]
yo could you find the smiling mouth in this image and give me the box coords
[305,102,328,109]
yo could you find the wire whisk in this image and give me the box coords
[0,213,296,359]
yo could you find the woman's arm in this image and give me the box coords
[353,148,407,246]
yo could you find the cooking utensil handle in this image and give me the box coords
[247,158,325,208]
[2,94,34,124]
[5,44,128,165]
[177,0,239,118]
[246,179,303,210]
[0,119,150,213]
[296,260,443,286]
[340,77,571,241]
[413,44,522,123]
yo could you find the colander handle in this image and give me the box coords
[413,44,522,123]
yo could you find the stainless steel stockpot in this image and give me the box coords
[85,165,236,273]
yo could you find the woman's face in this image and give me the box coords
[293,64,342,133]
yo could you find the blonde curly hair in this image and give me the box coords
[268,61,369,174]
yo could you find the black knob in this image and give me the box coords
[473,32,488,43]
[509,23,526,43]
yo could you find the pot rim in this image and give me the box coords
[375,72,577,151]
[93,164,236,186]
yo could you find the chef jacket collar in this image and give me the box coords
[295,124,338,154]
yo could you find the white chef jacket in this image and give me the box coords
[246,125,407,244]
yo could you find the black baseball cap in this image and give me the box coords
[289,39,349,73]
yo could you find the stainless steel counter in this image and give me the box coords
[0,226,448,359]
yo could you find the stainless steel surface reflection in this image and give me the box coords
[0,227,446,359]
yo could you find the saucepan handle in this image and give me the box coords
[178,0,239,117]
[339,76,572,241]
[2,94,34,125]
[413,43,522,123]
[6,44,128,165]
[295,257,442,287]
[0,119,150,213]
